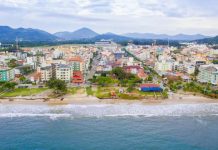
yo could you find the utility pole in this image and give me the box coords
[15,37,19,51]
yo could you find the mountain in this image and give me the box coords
[171,34,210,41]
[91,32,131,42]
[0,26,58,42]
[54,27,99,40]
[195,36,218,44]
[123,33,210,41]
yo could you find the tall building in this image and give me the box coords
[68,56,85,73]
[55,64,71,82]
[197,64,218,85]
[0,67,15,82]
[40,66,52,82]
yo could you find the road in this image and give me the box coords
[86,51,101,80]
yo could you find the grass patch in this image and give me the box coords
[68,87,86,95]
[118,93,144,100]
[95,92,111,99]
[68,87,80,95]
[86,87,94,96]
[1,88,48,97]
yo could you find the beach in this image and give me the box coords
[0,92,217,106]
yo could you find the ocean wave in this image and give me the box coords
[1,103,218,118]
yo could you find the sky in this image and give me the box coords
[0,0,218,35]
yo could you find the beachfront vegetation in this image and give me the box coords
[1,88,48,97]
[0,82,17,93]
[88,67,167,100]
[86,86,94,96]
[46,78,67,96]
[168,80,218,99]
[85,86,166,100]
[68,87,80,95]
[91,67,142,88]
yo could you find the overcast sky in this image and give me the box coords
[0,0,218,35]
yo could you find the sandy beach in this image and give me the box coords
[0,92,217,106]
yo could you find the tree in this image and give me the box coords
[96,76,113,87]
[162,89,168,99]
[3,82,17,91]
[19,76,26,83]
[46,79,67,95]
[147,75,153,81]
[111,67,126,80]
[22,66,33,75]
[7,59,18,68]
[194,68,199,76]
[212,60,218,64]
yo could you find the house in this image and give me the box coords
[137,69,148,80]
[29,72,41,84]
[72,71,84,84]
[124,66,141,74]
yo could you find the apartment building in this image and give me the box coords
[68,56,85,73]
[40,66,52,82]
[0,67,15,82]
[55,64,71,82]
[197,64,218,85]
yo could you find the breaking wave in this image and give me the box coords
[1,103,218,118]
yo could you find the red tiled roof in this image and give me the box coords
[68,56,83,62]
[124,66,141,70]
[140,84,160,88]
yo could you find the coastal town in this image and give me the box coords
[0,40,218,101]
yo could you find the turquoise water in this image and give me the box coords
[1,104,218,150]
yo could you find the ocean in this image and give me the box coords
[0,103,218,150]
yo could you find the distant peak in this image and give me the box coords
[76,27,93,31]
[104,32,116,35]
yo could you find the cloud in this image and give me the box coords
[0,0,217,35]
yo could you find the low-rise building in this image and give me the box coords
[72,71,84,84]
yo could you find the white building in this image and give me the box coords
[55,64,71,82]
[197,64,218,85]
[155,60,174,73]
[40,66,52,82]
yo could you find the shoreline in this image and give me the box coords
[0,93,217,106]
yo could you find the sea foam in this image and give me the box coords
[0,103,218,118]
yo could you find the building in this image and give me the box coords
[197,64,218,85]
[72,71,84,84]
[124,66,141,74]
[55,64,71,82]
[95,40,117,51]
[0,67,15,82]
[184,65,195,74]
[140,84,163,92]
[40,66,52,82]
[154,60,174,73]
[68,56,85,73]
